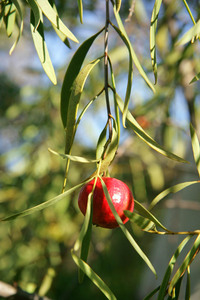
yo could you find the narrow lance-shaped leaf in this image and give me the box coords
[112,3,156,93]
[111,23,133,127]
[150,0,163,84]
[190,71,200,84]
[77,0,83,24]
[36,0,78,43]
[157,235,192,300]
[4,2,16,37]
[64,57,102,155]
[176,19,200,46]
[125,212,157,232]
[30,9,57,84]
[61,27,104,128]
[99,177,157,277]
[71,250,117,300]
[1,180,91,222]
[149,180,200,210]
[27,0,40,30]
[190,123,200,177]
[185,266,191,300]
[48,148,99,163]
[9,0,23,54]
[168,234,200,296]
[116,93,188,163]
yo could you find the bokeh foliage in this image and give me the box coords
[1,0,200,299]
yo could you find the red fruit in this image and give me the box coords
[78,177,134,229]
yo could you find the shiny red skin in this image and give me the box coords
[78,177,134,229]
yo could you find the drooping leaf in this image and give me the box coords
[150,0,163,84]
[36,0,78,43]
[71,250,117,300]
[0,180,90,222]
[77,0,83,23]
[112,3,156,93]
[96,123,108,161]
[168,234,200,296]
[149,180,200,210]
[116,93,188,163]
[99,178,157,277]
[157,235,192,300]
[115,0,122,13]
[9,0,23,54]
[48,148,99,163]
[185,266,191,300]
[125,212,157,232]
[190,123,200,177]
[4,2,16,37]
[64,57,102,155]
[60,27,104,128]
[111,23,133,127]
[143,286,160,300]
[27,0,40,30]
[176,19,200,46]
[30,9,57,84]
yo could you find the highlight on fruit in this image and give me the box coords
[78,177,134,229]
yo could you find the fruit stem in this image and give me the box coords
[104,0,112,141]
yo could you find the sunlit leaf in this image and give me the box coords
[190,71,200,84]
[116,93,188,163]
[157,235,192,300]
[71,250,117,300]
[61,27,104,128]
[126,199,169,231]
[149,180,200,210]
[9,0,23,54]
[99,178,157,277]
[150,0,163,84]
[113,3,156,93]
[64,57,102,155]
[77,0,83,23]
[185,266,191,300]
[4,2,16,37]
[48,148,99,163]
[111,23,133,127]
[96,123,108,161]
[36,0,78,43]
[168,234,200,296]
[1,180,89,221]
[176,19,200,46]
[126,212,157,232]
[115,0,121,12]
[30,9,57,84]
[190,123,200,177]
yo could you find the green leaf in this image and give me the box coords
[190,71,200,84]
[77,0,83,23]
[158,236,192,300]
[185,266,191,300]
[27,0,40,30]
[96,123,108,161]
[126,199,169,231]
[149,180,200,210]
[113,4,156,93]
[116,93,188,163]
[190,123,200,177]
[126,212,157,232]
[64,57,102,155]
[71,250,117,300]
[30,9,57,84]
[60,27,104,128]
[150,0,163,84]
[1,180,89,222]
[143,286,160,300]
[48,148,99,163]
[111,23,133,127]
[4,2,16,37]
[36,0,78,43]
[115,0,121,13]
[99,178,157,277]
[168,234,200,296]
[176,19,200,46]
[9,0,23,54]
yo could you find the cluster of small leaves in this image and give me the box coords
[1,0,200,299]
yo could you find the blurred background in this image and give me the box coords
[1,0,200,299]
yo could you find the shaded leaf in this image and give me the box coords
[36,0,78,43]
[126,212,157,232]
[143,286,160,300]
[71,250,117,300]
[99,178,157,277]
[30,9,57,84]
[60,27,104,128]
[149,180,200,210]
[96,123,108,161]
[150,0,163,84]
[190,123,200,177]
[185,266,191,300]
[27,0,40,30]
[48,148,99,163]
[9,0,23,54]
[116,93,188,163]
[77,0,83,23]
[4,2,16,37]
[168,234,200,296]
[158,235,192,300]
[64,57,102,155]
[1,180,89,221]
[115,0,121,13]
[176,19,200,46]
